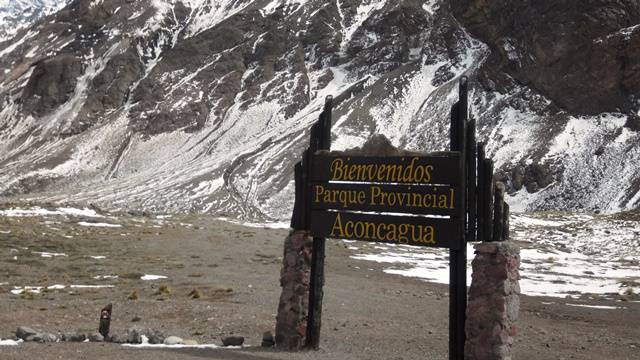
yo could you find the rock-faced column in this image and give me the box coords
[465,241,520,360]
[275,230,313,349]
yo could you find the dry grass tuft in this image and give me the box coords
[156,284,171,295]
[20,289,37,300]
[188,288,202,299]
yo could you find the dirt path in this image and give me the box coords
[0,211,638,359]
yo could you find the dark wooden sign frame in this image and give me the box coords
[288,77,509,360]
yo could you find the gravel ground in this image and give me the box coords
[0,207,638,359]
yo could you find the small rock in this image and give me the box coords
[106,333,125,343]
[62,331,86,342]
[126,327,146,344]
[183,339,198,346]
[163,336,184,345]
[88,332,104,342]
[261,331,275,347]
[147,329,165,344]
[131,316,141,322]
[222,336,244,347]
[126,327,164,344]
[32,333,58,343]
[16,326,38,340]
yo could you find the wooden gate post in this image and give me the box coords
[449,77,469,360]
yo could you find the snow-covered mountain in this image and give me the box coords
[0,0,69,43]
[0,0,639,220]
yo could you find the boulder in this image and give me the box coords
[88,332,104,342]
[126,326,164,344]
[61,331,86,342]
[31,333,58,343]
[163,336,184,345]
[126,327,146,344]
[16,326,38,340]
[106,333,126,344]
[222,336,245,347]
[261,331,275,347]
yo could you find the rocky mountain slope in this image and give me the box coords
[0,0,639,220]
[0,0,69,43]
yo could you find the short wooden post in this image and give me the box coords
[99,303,112,338]
[466,117,477,243]
[290,162,304,230]
[502,203,510,241]
[481,159,494,242]
[492,182,505,242]
[476,144,486,241]
[320,96,333,150]
[302,149,312,229]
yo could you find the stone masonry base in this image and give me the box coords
[465,241,520,360]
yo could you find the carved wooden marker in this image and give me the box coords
[98,303,112,338]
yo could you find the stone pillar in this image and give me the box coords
[465,241,520,360]
[275,230,313,350]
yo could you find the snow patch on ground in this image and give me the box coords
[350,212,640,298]
[0,207,104,218]
[141,274,168,281]
[122,343,225,349]
[565,303,626,310]
[69,284,115,289]
[218,217,290,230]
[123,341,244,349]
[9,284,114,294]
[93,275,118,280]
[0,338,22,346]
[77,221,121,228]
[32,251,67,258]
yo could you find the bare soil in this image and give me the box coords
[0,211,638,360]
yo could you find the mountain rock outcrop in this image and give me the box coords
[453,0,640,115]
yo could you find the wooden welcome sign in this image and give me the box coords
[309,153,463,248]
[286,77,508,360]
